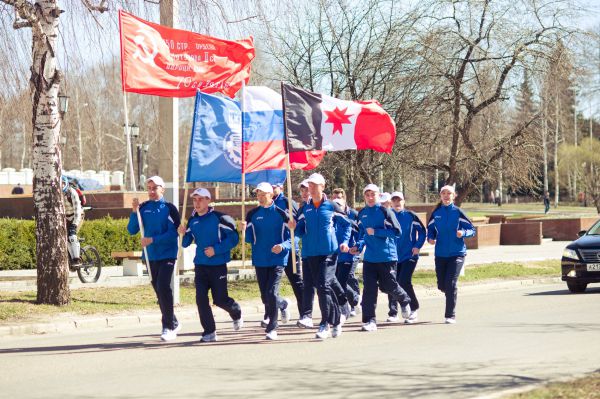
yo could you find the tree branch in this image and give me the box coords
[80,0,108,13]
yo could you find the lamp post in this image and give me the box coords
[58,92,69,118]
[123,122,139,191]
[136,143,149,190]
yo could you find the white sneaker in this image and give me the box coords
[279,298,290,323]
[339,313,347,326]
[233,317,244,331]
[265,330,278,340]
[173,323,182,333]
[349,307,357,317]
[160,328,177,341]
[315,325,330,339]
[296,316,314,328]
[445,318,456,324]
[401,303,411,319]
[200,332,218,342]
[261,318,270,328]
[386,315,399,323]
[361,321,377,332]
[332,324,342,338]
[405,311,418,324]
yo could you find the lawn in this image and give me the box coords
[0,260,560,324]
[505,372,600,399]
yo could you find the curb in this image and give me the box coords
[0,277,564,339]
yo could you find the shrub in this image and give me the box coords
[0,217,254,269]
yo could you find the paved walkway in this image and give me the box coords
[0,240,569,292]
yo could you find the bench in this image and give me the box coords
[111,251,146,277]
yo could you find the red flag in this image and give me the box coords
[119,10,255,98]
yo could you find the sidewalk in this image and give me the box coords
[0,240,569,292]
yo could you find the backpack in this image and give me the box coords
[67,184,87,207]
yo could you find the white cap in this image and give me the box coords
[306,173,326,186]
[254,182,274,194]
[190,188,211,199]
[298,179,309,188]
[147,176,165,187]
[363,183,379,194]
[272,182,284,188]
[391,191,404,200]
[379,192,391,203]
[440,185,455,194]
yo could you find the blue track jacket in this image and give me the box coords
[392,209,426,262]
[295,195,352,257]
[245,203,292,267]
[356,204,401,263]
[426,203,475,258]
[337,206,360,263]
[181,208,239,266]
[127,198,180,261]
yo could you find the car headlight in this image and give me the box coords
[562,248,579,260]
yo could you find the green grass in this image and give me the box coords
[0,260,559,325]
[506,372,600,399]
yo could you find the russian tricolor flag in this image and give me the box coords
[242,86,324,174]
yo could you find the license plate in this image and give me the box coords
[587,264,600,272]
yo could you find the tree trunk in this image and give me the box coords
[554,96,560,208]
[543,103,548,193]
[31,1,70,305]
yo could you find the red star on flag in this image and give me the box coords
[324,106,353,135]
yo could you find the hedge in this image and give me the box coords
[0,217,252,270]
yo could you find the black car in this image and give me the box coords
[561,219,600,293]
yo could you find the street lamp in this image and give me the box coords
[130,123,140,139]
[123,122,139,191]
[58,92,69,117]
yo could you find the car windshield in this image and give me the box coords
[586,220,600,235]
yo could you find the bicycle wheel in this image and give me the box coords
[77,245,102,283]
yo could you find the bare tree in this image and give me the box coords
[0,0,108,305]
[414,0,575,204]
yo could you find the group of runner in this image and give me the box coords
[127,173,475,342]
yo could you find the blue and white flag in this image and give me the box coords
[186,91,286,185]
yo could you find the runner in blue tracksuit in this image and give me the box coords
[348,184,411,332]
[179,187,243,342]
[244,182,293,340]
[296,179,317,328]
[272,183,304,320]
[127,175,181,342]
[427,185,475,324]
[387,192,426,323]
[331,188,361,315]
[290,173,352,339]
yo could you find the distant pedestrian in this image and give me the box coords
[127,176,181,341]
[387,192,426,324]
[11,183,24,195]
[179,187,243,343]
[495,189,501,207]
[347,184,412,333]
[543,191,550,214]
[426,185,475,324]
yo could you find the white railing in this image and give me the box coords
[0,168,125,188]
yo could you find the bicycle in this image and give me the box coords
[69,238,103,283]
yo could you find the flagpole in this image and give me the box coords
[281,81,297,274]
[174,91,201,305]
[240,82,247,269]
[123,91,152,280]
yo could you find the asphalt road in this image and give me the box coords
[1,282,599,399]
